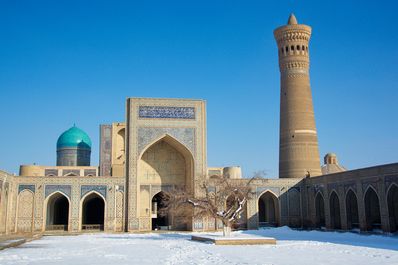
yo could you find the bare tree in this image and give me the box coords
[161,174,259,236]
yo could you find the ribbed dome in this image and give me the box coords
[56,125,92,149]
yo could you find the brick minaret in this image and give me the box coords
[274,14,321,178]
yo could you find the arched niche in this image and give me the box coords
[345,189,359,230]
[116,128,125,164]
[329,191,341,229]
[258,191,279,227]
[138,135,194,191]
[315,192,325,228]
[364,187,381,231]
[81,192,106,231]
[45,192,70,231]
[17,190,34,233]
[151,191,170,230]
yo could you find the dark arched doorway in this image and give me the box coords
[82,193,105,231]
[315,193,325,228]
[387,185,398,233]
[152,192,170,230]
[258,191,279,227]
[364,187,381,231]
[329,191,341,229]
[346,190,359,229]
[46,193,69,231]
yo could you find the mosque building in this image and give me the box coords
[0,14,397,234]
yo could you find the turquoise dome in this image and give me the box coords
[56,126,92,149]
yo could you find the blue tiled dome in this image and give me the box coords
[56,125,92,149]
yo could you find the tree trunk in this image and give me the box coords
[223,225,231,237]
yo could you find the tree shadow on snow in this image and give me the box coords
[241,227,398,251]
[102,233,191,241]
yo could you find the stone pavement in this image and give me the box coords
[0,234,42,250]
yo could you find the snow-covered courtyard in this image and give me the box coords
[0,227,397,265]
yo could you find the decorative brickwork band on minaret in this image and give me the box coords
[274,14,321,178]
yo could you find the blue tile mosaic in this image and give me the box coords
[256,187,280,196]
[139,106,195,119]
[137,127,195,157]
[81,185,107,199]
[45,185,71,198]
[18,184,35,194]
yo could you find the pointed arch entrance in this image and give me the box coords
[346,190,359,229]
[364,187,381,231]
[46,192,69,231]
[139,134,194,231]
[258,191,279,227]
[329,191,341,229]
[387,184,398,233]
[81,192,105,231]
[315,192,325,228]
[151,191,170,230]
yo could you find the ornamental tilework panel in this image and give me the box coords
[139,217,151,230]
[17,190,34,233]
[99,124,112,176]
[385,175,398,192]
[129,218,140,230]
[256,187,280,197]
[343,181,357,193]
[45,185,71,199]
[150,185,173,198]
[327,183,340,193]
[18,184,35,194]
[207,186,216,193]
[44,169,58,176]
[362,179,379,192]
[115,191,124,218]
[84,169,97,176]
[137,127,195,157]
[313,184,325,195]
[139,106,195,119]
[194,219,204,230]
[63,169,80,176]
[81,185,107,199]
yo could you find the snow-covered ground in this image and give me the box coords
[0,227,397,265]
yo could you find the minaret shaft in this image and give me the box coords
[274,15,321,178]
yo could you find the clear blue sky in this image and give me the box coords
[1,1,397,177]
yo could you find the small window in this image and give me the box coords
[285,46,288,52]
[297,45,300,50]
[291,45,294,51]
[302,45,305,51]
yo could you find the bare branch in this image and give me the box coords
[160,173,260,235]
